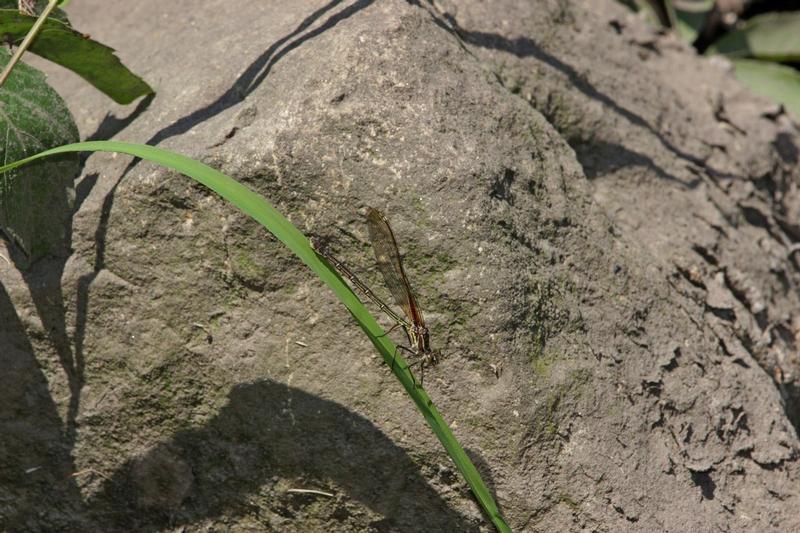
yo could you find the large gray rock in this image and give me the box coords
[1,0,798,530]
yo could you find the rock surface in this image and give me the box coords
[1,0,799,531]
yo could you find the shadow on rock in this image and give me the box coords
[573,139,700,187]
[0,284,84,529]
[428,6,720,182]
[88,379,477,531]
[17,255,85,447]
[145,0,377,149]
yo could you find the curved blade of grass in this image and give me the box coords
[0,140,511,532]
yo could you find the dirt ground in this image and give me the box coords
[1,0,799,531]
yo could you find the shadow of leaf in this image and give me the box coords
[0,283,84,527]
[87,379,479,531]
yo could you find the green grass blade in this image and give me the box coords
[0,140,510,532]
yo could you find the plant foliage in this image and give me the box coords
[0,0,152,103]
[618,1,800,118]
[0,47,77,262]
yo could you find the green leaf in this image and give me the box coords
[0,1,68,22]
[616,0,669,28]
[0,140,512,532]
[731,59,800,119]
[0,48,78,263]
[670,0,713,43]
[0,7,153,104]
[706,12,800,61]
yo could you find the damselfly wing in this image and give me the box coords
[365,208,434,360]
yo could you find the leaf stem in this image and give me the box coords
[0,0,59,88]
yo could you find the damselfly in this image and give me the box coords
[311,207,440,383]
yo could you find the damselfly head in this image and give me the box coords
[426,348,442,367]
[412,326,441,368]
